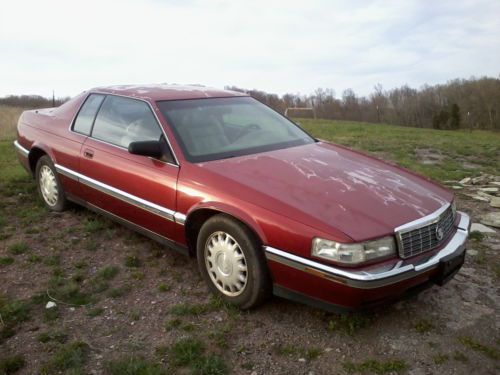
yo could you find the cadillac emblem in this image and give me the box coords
[436,225,444,241]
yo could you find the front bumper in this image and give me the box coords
[265,211,470,292]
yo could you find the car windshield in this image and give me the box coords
[157,97,315,162]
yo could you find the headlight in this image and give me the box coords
[312,236,396,265]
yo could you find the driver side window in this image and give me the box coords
[91,95,162,148]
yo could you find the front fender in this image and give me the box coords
[185,201,268,244]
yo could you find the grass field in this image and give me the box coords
[299,118,500,182]
[0,107,499,374]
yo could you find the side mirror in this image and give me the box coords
[128,140,162,158]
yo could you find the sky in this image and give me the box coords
[0,0,499,99]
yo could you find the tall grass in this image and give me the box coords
[0,105,24,141]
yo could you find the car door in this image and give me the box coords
[78,94,184,244]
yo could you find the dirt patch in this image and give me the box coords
[415,148,444,165]
[1,185,499,374]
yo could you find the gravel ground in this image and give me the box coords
[1,183,499,374]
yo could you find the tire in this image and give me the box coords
[197,214,272,309]
[35,155,68,212]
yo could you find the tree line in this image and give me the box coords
[0,95,69,109]
[1,76,498,130]
[226,76,500,131]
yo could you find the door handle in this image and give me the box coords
[83,149,94,159]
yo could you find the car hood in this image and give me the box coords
[198,142,453,241]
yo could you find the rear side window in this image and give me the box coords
[73,94,105,135]
[91,95,162,148]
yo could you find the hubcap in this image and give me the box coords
[205,231,248,297]
[39,165,58,206]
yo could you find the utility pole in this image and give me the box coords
[52,90,55,107]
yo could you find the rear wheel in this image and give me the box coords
[35,155,68,211]
[197,214,272,309]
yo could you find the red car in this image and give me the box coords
[14,85,471,311]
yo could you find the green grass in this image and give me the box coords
[414,319,435,334]
[459,336,499,360]
[300,119,500,182]
[0,354,25,374]
[157,282,170,292]
[97,265,120,280]
[37,330,68,344]
[170,338,205,367]
[40,341,89,374]
[433,353,449,365]
[107,286,130,299]
[124,255,141,268]
[0,257,14,266]
[343,359,409,374]
[86,306,105,317]
[469,231,485,241]
[106,357,167,375]
[7,242,29,255]
[327,313,372,336]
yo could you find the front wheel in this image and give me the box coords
[197,214,272,309]
[35,155,69,212]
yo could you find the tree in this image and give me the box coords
[449,103,461,130]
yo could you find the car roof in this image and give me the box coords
[90,84,248,101]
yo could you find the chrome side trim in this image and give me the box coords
[264,212,470,289]
[54,164,186,225]
[394,203,451,233]
[174,212,187,225]
[14,141,29,157]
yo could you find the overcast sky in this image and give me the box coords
[1,0,499,98]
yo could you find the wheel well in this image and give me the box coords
[28,147,47,177]
[184,209,263,257]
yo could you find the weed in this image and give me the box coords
[0,257,14,266]
[305,347,322,361]
[106,357,166,375]
[433,353,449,364]
[165,318,182,331]
[0,354,25,374]
[0,297,31,326]
[86,307,105,317]
[72,269,87,283]
[170,337,205,367]
[192,355,228,375]
[158,282,170,292]
[469,231,485,241]
[37,330,68,344]
[414,319,435,333]
[44,306,59,322]
[343,359,409,374]
[84,216,107,233]
[130,271,145,280]
[27,254,41,263]
[107,286,130,299]
[74,260,88,269]
[327,313,372,335]
[40,341,89,374]
[48,276,92,306]
[125,255,141,268]
[8,242,29,255]
[459,336,499,360]
[97,265,119,280]
[43,254,60,266]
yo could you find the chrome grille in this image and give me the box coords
[397,205,456,259]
